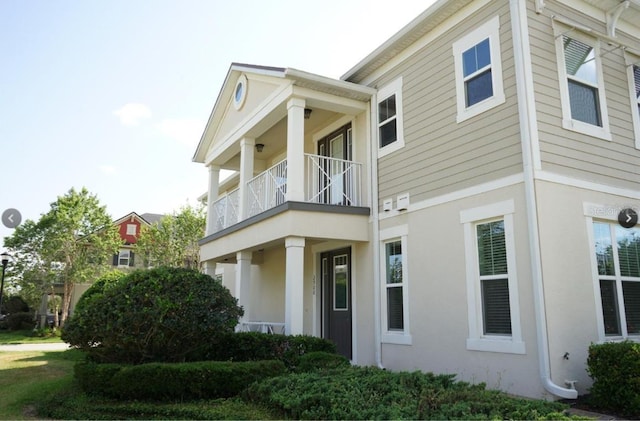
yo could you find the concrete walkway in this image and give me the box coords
[0,342,70,352]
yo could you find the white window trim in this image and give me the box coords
[460,200,525,354]
[126,223,137,236]
[380,224,412,345]
[554,24,612,141]
[584,202,640,342]
[452,16,505,123]
[624,52,640,149]
[118,249,131,267]
[377,77,405,158]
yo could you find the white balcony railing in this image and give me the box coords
[306,154,361,206]
[247,159,288,218]
[212,187,239,232]
[210,154,362,234]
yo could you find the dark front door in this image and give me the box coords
[317,124,352,205]
[321,247,352,359]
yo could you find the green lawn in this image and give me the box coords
[0,329,63,344]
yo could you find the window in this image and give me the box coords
[380,225,411,344]
[626,54,640,148]
[126,224,137,236]
[592,222,640,338]
[461,200,524,354]
[453,16,505,123]
[377,77,404,157]
[114,249,135,267]
[555,27,611,140]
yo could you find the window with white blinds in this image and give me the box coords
[477,220,512,335]
[592,222,640,337]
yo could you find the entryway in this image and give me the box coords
[320,247,352,359]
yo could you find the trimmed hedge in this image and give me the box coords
[6,312,35,330]
[587,341,640,418]
[203,332,337,370]
[75,359,286,400]
[296,351,350,373]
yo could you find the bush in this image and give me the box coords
[204,332,337,369]
[296,351,350,373]
[587,341,640,418]
[62,267,243,364]
[75,359,286,400]
[3,296,30,313]
[6,311,34,330]
[72,270,126,314]
[244,366,570,420]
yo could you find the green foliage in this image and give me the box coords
[587,341,640,418]
[4,187,122,326]
[136,204,205,269]
[75,359,286,401]
[6,312,35,330]
[296,351,350,373]
[244,366,570,420]
[72,270,125,314]
[206,332,337,370]
[62,267,243,364]
[2,296,29,313]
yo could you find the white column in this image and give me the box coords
[205,165,220,236]
[239,138,255,219]
[235,251,252,324]
[286,98,305,202]
[285,236,305,335]
[203,261,217,278]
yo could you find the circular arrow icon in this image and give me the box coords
[618,208,638,229]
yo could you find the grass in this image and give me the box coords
[0,329,63,344]
[0,349,83,420]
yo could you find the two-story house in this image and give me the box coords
[193,0,640,400]
[111,212,164,270]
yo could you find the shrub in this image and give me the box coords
[244,366,570,420]
[72,270,126,314]
[3,296,30,313]
[205,332,337,369]
[587,341,640,418]
[6,311,34,330]
[62,267,243,364]
[75,359,286,400]
[296,351,350,373]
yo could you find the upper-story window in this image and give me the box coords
[555,27,611,140]
[453,16,505,123]
[377,77,405,158]
[626,54,640,148]
[126,223,137,236]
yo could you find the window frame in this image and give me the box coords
[380,224,411,345]
[460,200,524,354]
[452,16,505,123]
[554,25,611,141]
[377,77,405,158]
[118,249,131,267]
[585,205,640,341]
[126,223,137,236]
[625,52,640,149]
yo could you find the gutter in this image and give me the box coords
[510,0,577,399]
[370,92,384,369]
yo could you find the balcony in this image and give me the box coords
[209,154,363,234]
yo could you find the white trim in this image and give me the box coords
[380,173,524,220]
[624,52,640,149]
[379,224,412,345]
[350,0,493,86]
[377,77,405,158]
[461,202,525,354]
[536,170,640,200]
[126,223,137,236]
[452,16,506,123]
[553,22,612,141]
[584,214,607,342]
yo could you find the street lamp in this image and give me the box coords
[0,252,10,316]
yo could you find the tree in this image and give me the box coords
[136,204,205,269]
[62,267,243,364]
[4,187,122,327]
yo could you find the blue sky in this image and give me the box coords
[0,0,432,244]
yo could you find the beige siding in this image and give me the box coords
[372,1,522,210]
[529,0,640,188]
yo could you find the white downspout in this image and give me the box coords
[370,92,384,369]
[510,0,577,399]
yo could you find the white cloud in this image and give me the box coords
[157,118,204,148]
[113,103,152,126]
[99,165,117,175]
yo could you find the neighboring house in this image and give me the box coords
[192,0,640,400]
[111,212,164,270]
